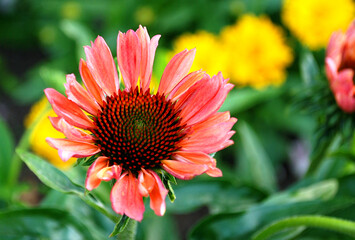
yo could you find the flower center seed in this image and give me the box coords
[93,88,186,172]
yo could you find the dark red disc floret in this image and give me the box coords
[93,88,186,173]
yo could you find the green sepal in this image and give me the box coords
[166,180,176,202]
[75,154,99,167]
[157,169,177,202]
[109,214,130,237]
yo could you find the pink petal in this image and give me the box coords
[161,160,208,180]
[44,88,95,130]
[179,112,236,154]
[48,117,95,143]
[146,170,168,216]
[64,74,100,116]
[97,165,122,181]
[173,151,223,178]
[85,156,109,191]
[79,59,104,106]
[176,72,234,126]
[84,36,119,96]
[46,137,100,162]
[117,30,141,90]
[158,49,196,95]
[136,26,161,92]
[205,167,223,177]
[138,169,168,216]
[111,172,145,221]
[326,31,346,67]
[168,70,205,101]
[332,69,355,113]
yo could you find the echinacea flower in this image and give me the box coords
[325,21,355,113]
[44,26,236,221]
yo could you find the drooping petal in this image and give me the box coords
[79,59,104,106]
[111,172,145,221]
[173,151,222,178]
[85,156,109,191]
[168,70,205,101]
[97,165,122,181]
[117,30,141,90]
[158,49,196,95]
[46,138,100,162]
[331,69,355,113]
[84,36,119,96]
[161,160,208,180]
[64,74,100,116]
[138,169,168,216]
[136,26,161,92]
[176,72,234,126]
[48,117,95,143]
[44,88,95,130]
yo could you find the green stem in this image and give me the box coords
[252,215,355,240]
[7,129,31,187]
[116,218,137,240]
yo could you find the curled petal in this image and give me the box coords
[177,72,234,126]
[97,165,122,181]
[111,172,145,221]
[48,117,94,143]
[138,169,168,216]
[79,59,104,106]
[64,74,100,116]
[46,138,100,162]
[158,49,196,95]
[161,160,208,180]
[85,156,109,191]
[44,88,94,130]
[84,36,119,96]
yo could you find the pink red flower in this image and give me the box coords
[45,26,236,221]
[325,20,355,113]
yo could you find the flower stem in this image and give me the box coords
[252,215,355,240]
[116,218,137,240]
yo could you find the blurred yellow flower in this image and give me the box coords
[282,0,355,50]
[25,97,76,170]
[171,31,228,76]
[221,15,293,88]
[61,1,81,20]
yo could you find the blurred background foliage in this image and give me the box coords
[1,0,355,239]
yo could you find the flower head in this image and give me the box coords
[44,26,236,221]
[282,0,355,50]
[221,15,293,88]
[325,21,355,113]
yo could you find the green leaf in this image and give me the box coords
[0,208,95,240]
[0,118,14,184]
[60,20,95,61]
[17,149,118,222]
[167,179,265,214]
[237,121,277,193]
[17,149,83,194]
[190,179,346,240]
[219,87,282,114]
[300,50,320,85]
[110,215,130,237]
